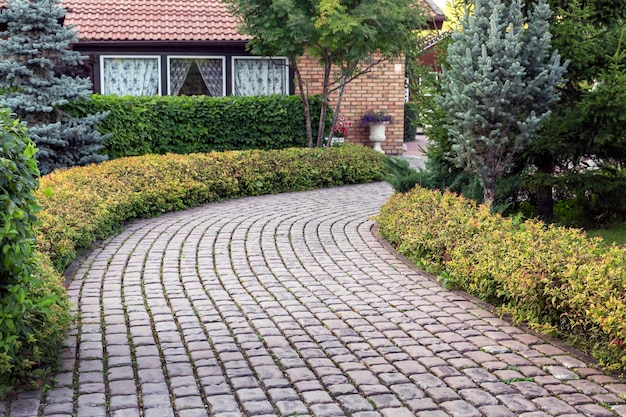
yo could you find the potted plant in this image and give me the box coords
[361,110,393,153]
[329,116,352,145]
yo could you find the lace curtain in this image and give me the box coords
[196,59,223,96]
[169,60,191,96]
[102,57,159,96]
[233,58,286,96]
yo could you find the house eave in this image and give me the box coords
[71,39,250,52]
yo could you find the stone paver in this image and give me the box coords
[1,182,623,416]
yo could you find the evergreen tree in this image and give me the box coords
[0,0,108,174]
[527,0,626,221]
[437,0,566,209]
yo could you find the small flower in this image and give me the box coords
[333,116,353,138]
[361,110,393,126]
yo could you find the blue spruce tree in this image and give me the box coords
[438,0,567,209]
[0,0,108,174]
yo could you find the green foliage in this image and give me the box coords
[0,108,71,395]
[36,145,386,271]
[405,37,495,207]
[522,0,626,220]
[0,109,39,290]
[377,186,626,371]
[384,157,421,194]
[225,0,427,146]
[587,223,626,247]
[0,253,71,395]
[64,95,328,159]
[403,104,418,143]
[438,0,566,208]
[0,0,108,174]
[410,0,626,226]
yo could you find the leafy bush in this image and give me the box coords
[377,185,626,371]
[64,94,329,159]
[36,145,386,272]
[384,157,421,193]
[0,109,71,394]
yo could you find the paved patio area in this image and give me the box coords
[3,182,626,417]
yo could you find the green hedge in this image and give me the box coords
[64,94,329,159]
[0,109,70,394]
[37,145,386,273]
[376,186,626,372]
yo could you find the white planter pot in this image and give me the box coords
[324,136,344,146]
[368,122,388,153]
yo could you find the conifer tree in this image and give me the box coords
[527,0,626,220]
[0,0,108,174]
[438,0,566,209]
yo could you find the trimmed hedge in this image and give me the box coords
[36,145,386,272]
[64,94,330,159]
[0,109,70,394]
[376,186,626,371]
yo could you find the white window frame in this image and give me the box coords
[231,56,290,96]
[166,56,226,97]
[100,55,162,96]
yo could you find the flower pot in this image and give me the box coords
[368,122,388,153]
[324,136,344,147]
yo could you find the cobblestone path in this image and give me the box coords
[3,183,626,417]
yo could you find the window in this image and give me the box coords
[232,57,288,96]
[101,56,161,96]
[168,57,225,96]
[99,55,289,96]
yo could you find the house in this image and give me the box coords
[2,0,444,154]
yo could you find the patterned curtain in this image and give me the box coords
[169,59,192,96]
[196,59,223,96]
[102,58,159,96]
[233,58,286,96]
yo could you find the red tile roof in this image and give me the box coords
[63,0,249,42]
[1,0,443,42]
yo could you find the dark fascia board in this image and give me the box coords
[71,39,250,54]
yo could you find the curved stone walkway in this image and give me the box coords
[3,182,626,417]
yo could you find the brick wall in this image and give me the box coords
[297,52,406,155]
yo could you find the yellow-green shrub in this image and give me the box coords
[37,145,386,272]
[376,185,626,371]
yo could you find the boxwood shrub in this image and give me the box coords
[376,186,626,372]
[64,94,330,159]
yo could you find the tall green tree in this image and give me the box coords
[225,0,426,147]
[438,0,566,209]
[0,0,108,174]
[527,0,626,220]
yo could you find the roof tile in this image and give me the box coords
[61,0,248,42]
[1,0,443,42]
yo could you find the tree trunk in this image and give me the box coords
[291,55,313,148]
[483,181,496,213]
[326,76,347,147]
[536,158,555,221]
[316,56,333,148]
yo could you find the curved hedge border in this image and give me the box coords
[36,145,386,273]
[376,186,626,371]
